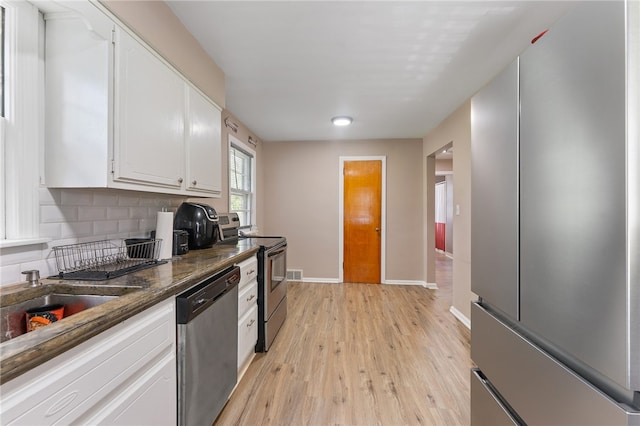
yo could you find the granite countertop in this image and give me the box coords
[0,240,260,385]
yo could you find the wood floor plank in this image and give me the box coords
[216,253,471,426]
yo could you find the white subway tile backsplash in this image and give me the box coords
[39,223,62,240]
[39,188,62,205]
[61,221,93,239]
[61,189,94,206]
[107,207,129,220]
[138,218,156,233]
[129,207,148,219]
[93,191,119,207]
[118,194,140,207]
[0,264,22,286]
[2,188,184,286]
[139,196,160,207]
[78,206,107,221]
[40,205,78,223]
[118,219,139,234]
[93,220,119,236]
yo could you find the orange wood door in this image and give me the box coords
[344,160,382,284]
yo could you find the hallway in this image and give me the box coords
[216,252,471,425]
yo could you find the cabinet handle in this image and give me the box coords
[247,319,255,327]
[247,269,255,275]
[178,177,184,184]
[246,294,255,302]
[192,179,197,185]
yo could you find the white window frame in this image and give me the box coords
[0,0,46,247]
[228,134,257,233]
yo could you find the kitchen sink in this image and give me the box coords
[1,291,126,343]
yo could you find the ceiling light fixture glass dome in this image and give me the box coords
[331,116,353,126]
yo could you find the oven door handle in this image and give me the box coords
[267,246,287,258]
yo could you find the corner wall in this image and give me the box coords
[423,100,475,323]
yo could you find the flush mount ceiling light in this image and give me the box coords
[331,116,353,126]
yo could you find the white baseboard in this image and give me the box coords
[449,305,471,329]
[384,279,438,289]
[301,277,341,284]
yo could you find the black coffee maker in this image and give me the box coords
[174,202,220,249]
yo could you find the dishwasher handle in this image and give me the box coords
[176,266,240,324]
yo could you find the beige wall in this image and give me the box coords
[188,111,264,228]
[262,139,424,282]
[423,100,475,321]
[436,159,453,173]
[99,0,225,108]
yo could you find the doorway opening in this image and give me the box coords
[426,142,454,287]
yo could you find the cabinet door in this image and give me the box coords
[45,5,113,188]
[186,87,222,195]
[238,304,258,373]
[86,353,176,425]
[114,27,185,189]
[470,59,519,320]
[0,299,176,425]
[519,2,627,388]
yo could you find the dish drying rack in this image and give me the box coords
[52,239,163,281]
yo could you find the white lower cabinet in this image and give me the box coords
[238,293,258,374]
[0,299,177,425]
[236,257,258,379]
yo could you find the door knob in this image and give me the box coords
[375,227,380,233]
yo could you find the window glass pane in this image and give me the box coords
[230,193,246,211]
[229,143,254,228]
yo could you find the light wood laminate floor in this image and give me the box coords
[216,252,471,425]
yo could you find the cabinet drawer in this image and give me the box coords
[237,304,258,372]
[237,257,258,289]
[238,280,258,318]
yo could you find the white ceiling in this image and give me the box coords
[166,1,573,142]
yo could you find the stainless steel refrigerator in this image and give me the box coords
[470,1,639,424]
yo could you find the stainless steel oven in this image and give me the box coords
[216,212,288,352]
[260,239,287,351]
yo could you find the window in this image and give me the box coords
[1,6,5,118]
[0,0,44,245]
[229,136,256,230]
[1,6,5,239]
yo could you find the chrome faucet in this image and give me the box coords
[22,270,41,287]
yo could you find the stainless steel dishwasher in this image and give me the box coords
[176,266,240,426]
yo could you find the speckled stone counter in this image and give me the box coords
[0,240,259,385]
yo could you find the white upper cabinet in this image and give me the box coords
[186,87,222,196]
[113,27,185,189]
[44,6,113,188]
[44,2,222,197]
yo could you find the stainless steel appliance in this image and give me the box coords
[176,266,240,426]
[217,212,288,352]
[174,202,221,249]
[470,2,639,424]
